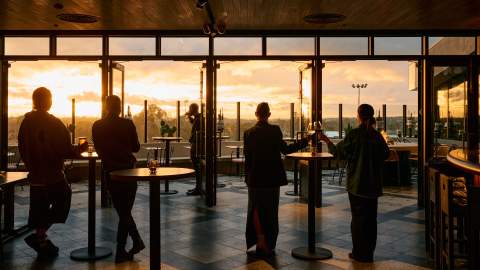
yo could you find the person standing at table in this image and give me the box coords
[186,103,202,196]
[244,102,309,257]
[92,95,144,263]
[18,87,88,258]
[319,104,389,263]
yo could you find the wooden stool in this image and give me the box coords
[427,168,440,268]
[440,175,468,270]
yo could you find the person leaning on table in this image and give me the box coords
[319,103,389,263]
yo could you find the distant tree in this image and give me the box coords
[132,104,168,142]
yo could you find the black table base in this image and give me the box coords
[70,247,112,261]
[70,158,112,261]
[291,247,333,260]
[150,181,161,270]
[291,158,332,261]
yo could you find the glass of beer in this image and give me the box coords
[78,137,87,151]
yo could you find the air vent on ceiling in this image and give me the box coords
[56,13,98,23]
[304,13,346,24]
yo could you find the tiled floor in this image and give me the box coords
[1,172,432,270]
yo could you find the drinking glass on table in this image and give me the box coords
[147,159,158,174]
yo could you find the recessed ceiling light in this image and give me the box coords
[304,13,346,24]
[56,13,98,23]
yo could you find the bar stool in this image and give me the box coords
[440,175,468,270]
[428,168,440,269]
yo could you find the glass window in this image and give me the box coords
[57,37,102,56]
[4,37,49,55]
[109,37,156,55]
[214,37,262,55]
[429,37,475,55]
[374,37,421,55]
[320,37,368,55]
[161,37,208,55]
[267,37,314,55]
[433,65,468,151]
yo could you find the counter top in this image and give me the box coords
[447,149,480,175]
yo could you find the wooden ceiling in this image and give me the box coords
[1,0,480,32]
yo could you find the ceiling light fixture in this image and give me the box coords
[304,13,346,24]
[56,13,98,23]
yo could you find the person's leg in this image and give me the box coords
[348,193,373,262]
[109,183,132,262]
[187,145,201,195]
[364,197,378,259]
[124,183,144,255]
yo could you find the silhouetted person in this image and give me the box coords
[320,104,389,263]
[244,102,309,257]
[18,87,87,258]
[92,95,144,263]
[186,103,202,196]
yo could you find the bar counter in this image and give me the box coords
[447,149,480,176]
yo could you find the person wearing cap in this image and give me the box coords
[18,87,88,258]
[243,102,309,257]
[319,104,389,263]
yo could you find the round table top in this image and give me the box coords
[80,152,98,159]
[109,167,195,182]
[226,145,243,149]
[0,171,29,186]
[283,137,297,142]
[216,136,230,139]
[152,137,183,141]
[447,149,480,175]
[388,143,418,152]
[287,152,333,160]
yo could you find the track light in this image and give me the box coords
[196,0,208,9]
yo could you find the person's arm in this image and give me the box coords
[243,131,251,175]
[17,120,27,164]
[55,119,82,159]
[129,120,140,153]
[320,132,351,160]
[278,127,308,155]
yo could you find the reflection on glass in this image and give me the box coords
[433,66,467,150]
[374,37,421,55]
[429,37,475,55]
[5,37,50,55]
[319,37,368,55]
[214,37,262,55]
[267,37,314,55]
[161,37,208,55]
[57,37,102,55]
[109,37,156,55]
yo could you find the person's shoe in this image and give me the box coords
[115,249,133,263]
[24,233,41,253]
[129,238,146,255]
[37,239,59,259]
[186,188,201,196]
[348,252,373,263]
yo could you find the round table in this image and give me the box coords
[389,143,418,185]
[0,172,28,233]
[152,137,183,195]
[110,167,194,270]
[71,152,112,261]
[226,145,243,176]
[286,152,333,260]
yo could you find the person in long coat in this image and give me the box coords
[244,102,309,256]
[319,104,389,262]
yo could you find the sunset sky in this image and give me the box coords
[7,37,422,119]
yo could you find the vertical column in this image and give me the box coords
[403,105,407,137]
[237,101,241,141]
[205,36,215,207]
[290,103,295,139]
[100,38,109,207]
[339,104,343,139]
[71,98,76,143]
[176,100,181,137]
[0,61,8,171]
[144,100,148,143]
[382,104,387,132]
[467,57,479,152]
